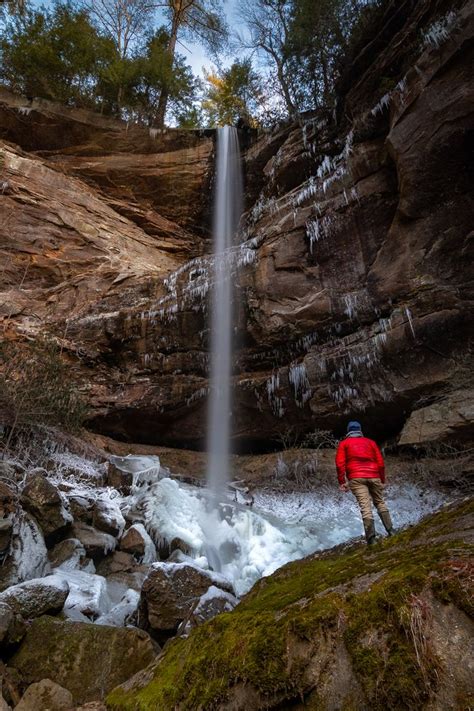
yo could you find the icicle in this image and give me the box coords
[371,93,391,117]
[405,308,416,339]
[288,362,311,408]
[422,11,458,49]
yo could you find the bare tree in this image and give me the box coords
[80,0,156,58]
[7,0,26,13]
[236,0,297,117]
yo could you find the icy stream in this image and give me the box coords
[65,455,448,598]
[7,451,450,623]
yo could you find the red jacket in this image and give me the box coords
[335,435,385,485]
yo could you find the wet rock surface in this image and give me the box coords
[139,562,235,643]
[21,475,72,543]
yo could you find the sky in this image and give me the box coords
[30,0,241,78]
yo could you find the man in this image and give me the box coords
[335,420,393,545]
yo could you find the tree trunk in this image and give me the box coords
[155,13,180,128]
[277,61,296,117]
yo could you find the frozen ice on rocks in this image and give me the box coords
[109,455,162,488]
[95,588,140,627]
[194,585,238,613]
[120,523,157,564]
[6,512,50,587]
[93,498,126,537]
[50,570,109,620]
[0,575,69,618]
[179,585,239,635]
[47,450,106,484]
[132,476,319,595]
[150,561,233,593]
[254,483,449,542]
[422,11,458,49]
[49,538,94,572]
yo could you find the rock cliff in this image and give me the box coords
[0,0,472,451]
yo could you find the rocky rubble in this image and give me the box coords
[0,444,242,706]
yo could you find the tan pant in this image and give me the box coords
[349,478,388,521]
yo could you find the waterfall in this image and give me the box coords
[207,126,243,501]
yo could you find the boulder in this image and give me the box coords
[71,522,116,560]
[0,513,50,591]
[49,570,107,620]
[92,500,125,538]
[399,390,474,446]
[68,495,94,523]
[0,601,13,643]
[95,552,148,593]
[15,679,73,711]
[0,697,10,711]
[0,576,69,619]
[48,538,93,572]
[0,519,12,555]
[9,616,156,704]
[178,585,238,635]
[95,550,140,575]
[119,524,156,562]
[106,464,133,496]
[139,562,234,642]
[20,476,72,543]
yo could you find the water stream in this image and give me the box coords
[207,126,243,500]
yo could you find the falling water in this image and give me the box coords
[207,126,243,501]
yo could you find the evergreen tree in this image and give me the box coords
[0,4,116,106]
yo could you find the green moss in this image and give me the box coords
[106,500,473,711]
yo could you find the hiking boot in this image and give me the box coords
[379,511,394,536]
[363,518,376,545]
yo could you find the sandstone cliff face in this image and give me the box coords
[0,1,472,450]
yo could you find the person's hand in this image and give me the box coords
[339,483,349,493]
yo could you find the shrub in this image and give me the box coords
[0,337,87,452]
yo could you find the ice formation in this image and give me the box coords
[422,11,458,49]
[4,443,451,625]
[8,513,50,585]
[288,362,311,408]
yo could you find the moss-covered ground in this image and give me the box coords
[106,499,473,711]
